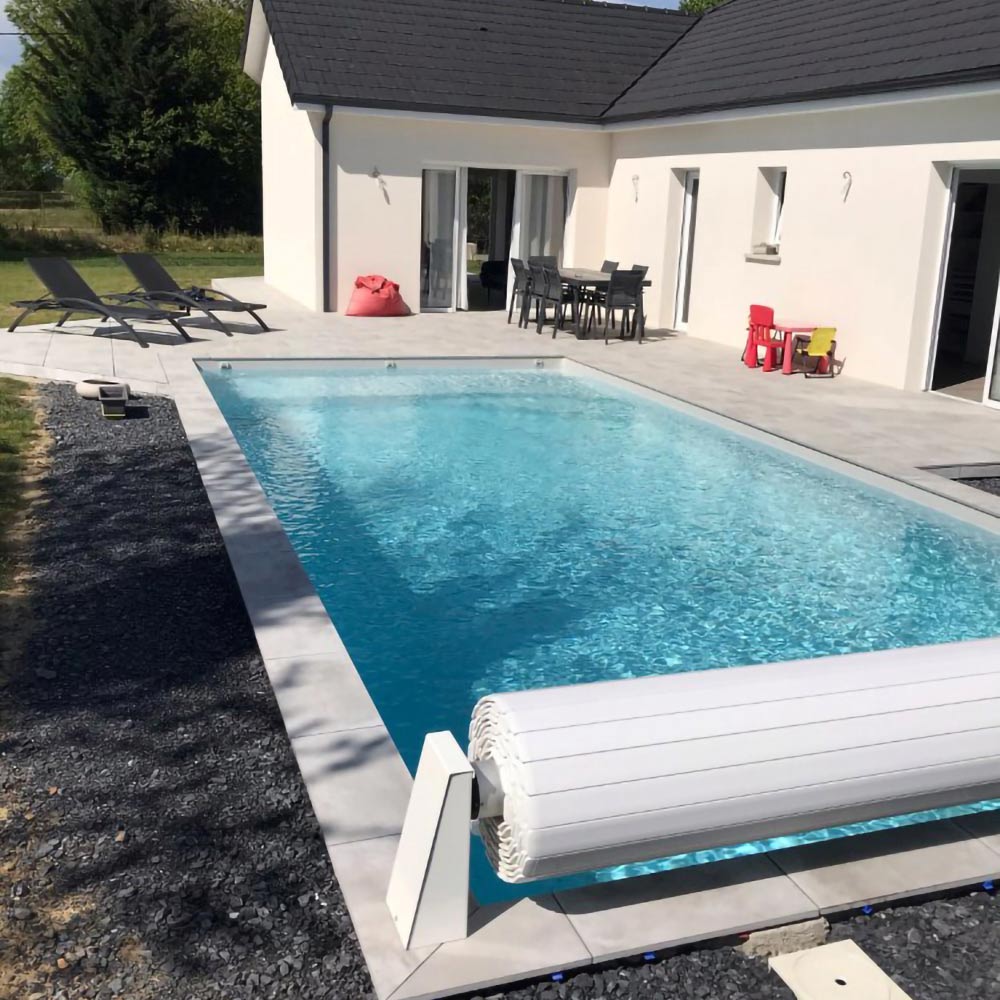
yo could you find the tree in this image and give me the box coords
[10,0,261,233]
[0,68,63,191]
[678,0,728,13]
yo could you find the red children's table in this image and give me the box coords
[775,321,817,375]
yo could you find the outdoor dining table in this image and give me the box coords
[558,268,653,340]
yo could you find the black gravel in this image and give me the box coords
[960,477,1000,498]
[1,386,369,1000]
[2,384,999,1000]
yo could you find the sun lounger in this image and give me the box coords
[117,253,269,336]
[8,258,191,349]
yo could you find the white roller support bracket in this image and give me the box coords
[386,732,473,949]
[388,638,1000,947]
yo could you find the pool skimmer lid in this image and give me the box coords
[770,940,911,1000]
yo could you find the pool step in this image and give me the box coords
[770,940,911,999]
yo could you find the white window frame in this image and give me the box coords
[674,170,699,330]
[770,168,788,245]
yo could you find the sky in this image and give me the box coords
[0,0,681,81]
[1,3,19,80]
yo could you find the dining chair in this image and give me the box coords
[527,261,548,329]
[537,265,569,337]
[527,255,557,267]
[509,258,532,327]
[628,265,649,331]
[586,260,619,325]
[592,269,644,344]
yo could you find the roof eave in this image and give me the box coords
[601,67,1000,126]
[289,94,606,128]
[241,0,269,83]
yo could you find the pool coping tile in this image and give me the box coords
[389,895,592,1000]
[292,727,413,846]
[169,353,1000,1000]
[325,836,437,1000]
[767,819,1000,914]
[264,651,384,739]
[553,854,819,964]
[954,811,1000,859]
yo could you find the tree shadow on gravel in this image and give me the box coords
[0,386,374,1000]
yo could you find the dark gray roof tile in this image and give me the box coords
[260,0,695,121]
[605,0,1000,121]
[253,0,1000,124]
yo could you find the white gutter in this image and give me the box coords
[604,79,1000,132]
[295,78,1000,133]
[293,103,603,132]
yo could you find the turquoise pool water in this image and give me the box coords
[205,365,1000,902]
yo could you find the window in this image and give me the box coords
[749,167,787,259]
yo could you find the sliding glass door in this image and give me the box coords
[420,169,458,311]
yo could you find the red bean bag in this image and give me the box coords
[345,275,409,317]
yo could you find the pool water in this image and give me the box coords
[205,365,1000,902]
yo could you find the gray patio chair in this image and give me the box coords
[508,258,532,327]
[527,261,548,331]
[117,253,269,335]
[588,269,645,344]
[586,259,620,325]
[537,265,571,338]
[8,257,191,349]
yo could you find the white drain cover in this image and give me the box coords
[769,940,912,1000]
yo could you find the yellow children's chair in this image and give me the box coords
[793,327,837,378]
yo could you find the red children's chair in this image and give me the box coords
[743,304,783,371]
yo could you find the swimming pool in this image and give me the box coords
[204,361,1000,902]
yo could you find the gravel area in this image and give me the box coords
[2,383,999,1000]
[1,386,369,1000]
[961,477,1000,498]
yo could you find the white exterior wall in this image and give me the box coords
[254,26,1000,393]
[329,112,610,312]
[607,92,1000,391]
[260,39,325,310]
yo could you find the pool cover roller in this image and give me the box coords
[468,639,1000,882]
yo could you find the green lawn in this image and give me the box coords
[0,248,264,329]
[0,378,37,590]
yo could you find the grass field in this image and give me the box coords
[0,226,263,329]
[0,378,37,590]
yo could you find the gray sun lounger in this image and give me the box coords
[9,257,191,349]
[117,253,269,336]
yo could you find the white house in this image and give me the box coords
[242,0,1000,405]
